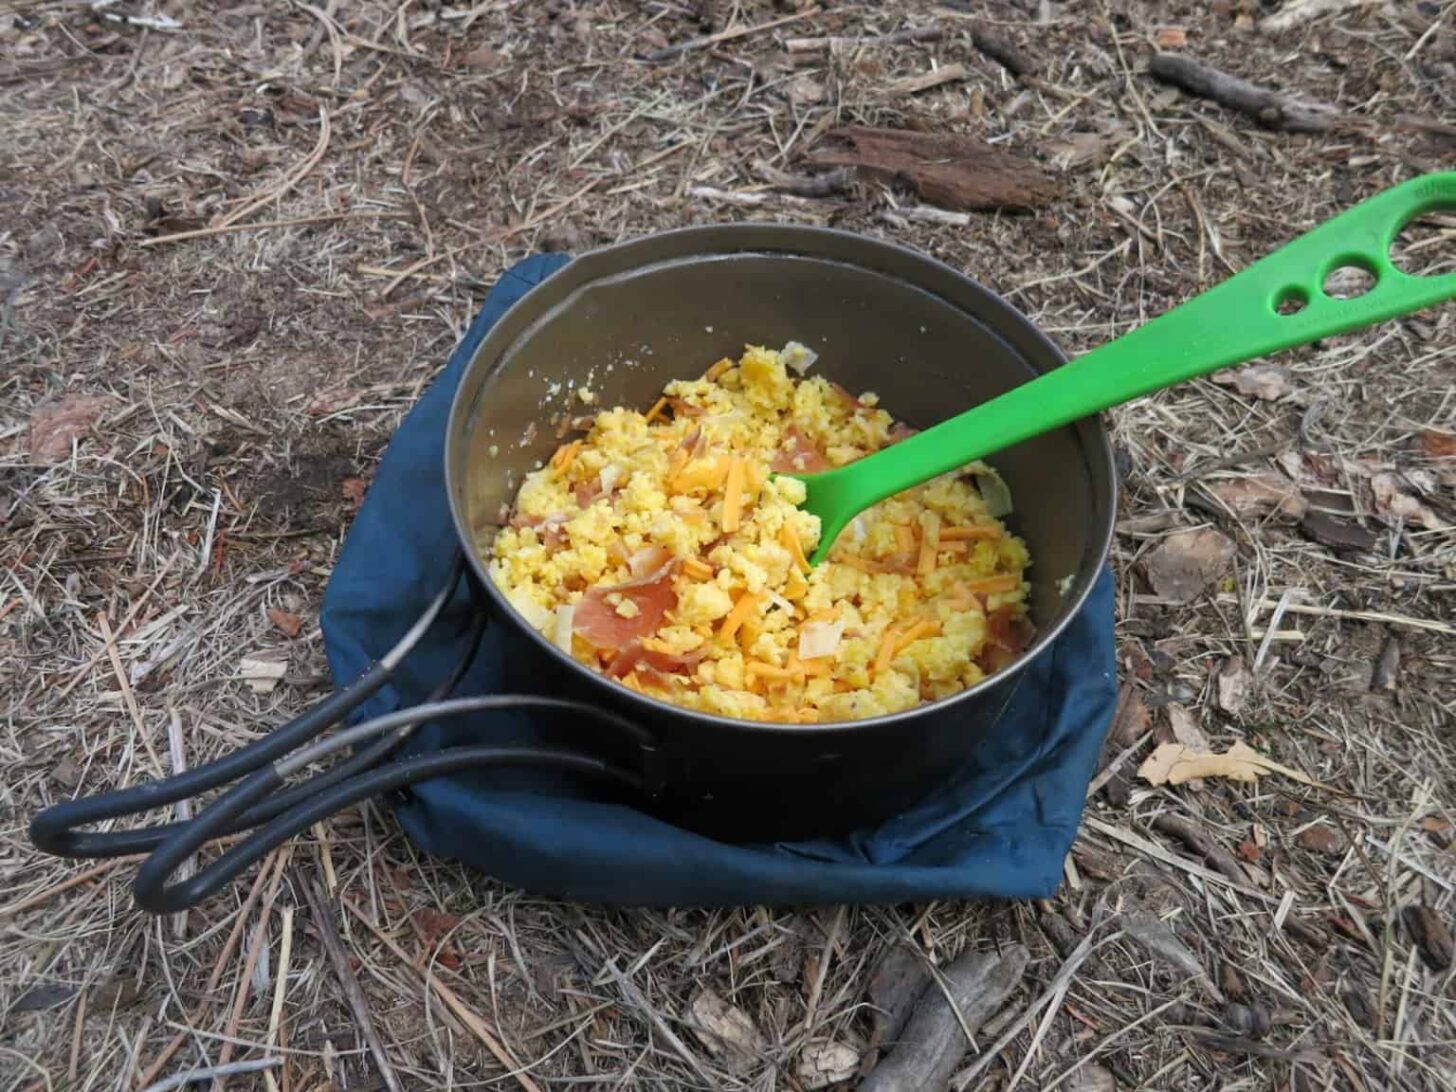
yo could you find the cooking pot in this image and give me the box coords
[446,224,1115,840]
[31,224,1115,910]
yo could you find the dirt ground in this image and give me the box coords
[2,1,1453,1090]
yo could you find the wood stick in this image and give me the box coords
[214,105,331,229]
[887,63,970,96]
[139,1057,281,1092]
[0,858,131,918]
[861,945,1029,1092]
[1151,813,1248,886]
[1147,53,1339,132]
[300,877,403,1092]
[98,612,166,779]
[643,7,819,62]
[969,23,1038,76]
[786,25,944,52]
[58,553,177,699]
[140,212,406,248]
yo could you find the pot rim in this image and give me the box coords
[445,223,1117,736]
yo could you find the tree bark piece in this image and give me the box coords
[807,127,1058,211]
[1148,53,1339,132]
[860,944,1029,1092]
[866,944,932,1055]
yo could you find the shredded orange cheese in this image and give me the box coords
[895,618,941,653]
[721,457,746,532]
[873,623,902,677]
[895,524,915,556]
[718,590,760,643]
[549,440,581,478]
[940,525,1001,542]
[704,358,733,381]
[962,574,1021,596]
[781,523,811,575]
[682,557,715,581]
[643,396,668,424]
[917,512,940,576]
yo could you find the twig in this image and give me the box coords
[214,106,332,229]
[1261,0,1377,33]
[57,553,177,699]
[138,1057,281,1092]
[1151,813,1249,887]
[140,212,405,248]
[786,25,944,52]
[969,23,1038,76]
[1082,817,1278,904]
[643,7,820,63]
[1223,594,1455,636]
[166,707,194,939]
[300,877,403,1092]
[602,958,713,1082]
[886,63,971,96]
[98,612,166,779]
[1147,53,1339,132]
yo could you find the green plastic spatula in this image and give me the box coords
[786,171,1456,565]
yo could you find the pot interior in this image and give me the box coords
[450,226,1114,684]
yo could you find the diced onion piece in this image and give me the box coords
[599,464,625,493]
[798,619,845,660]
[506,587,551,631]
[781,340,819,375]
[552,605,575,654]
[766,591,796,617]
[850,516,867,543]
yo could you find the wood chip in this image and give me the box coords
[687,986,765,1073]
[1300,510,1378,552]
[807,126,1059,211]
[867,944,931,1054]
[1215,656,1253,715]
[796,1042,861,1089]
[238,652,288,693]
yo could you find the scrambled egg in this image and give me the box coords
[487,345,1032,723]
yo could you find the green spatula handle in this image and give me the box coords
[801,171,1455,560]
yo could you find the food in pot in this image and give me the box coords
[487,345,1033,723]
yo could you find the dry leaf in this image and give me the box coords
[462,44,501,71]
[1212,364,1303,403]
[305,387,365,416]
[268,608,302,638]
[1155,25,1187,48]
[688,986,765,1073]
[1296,824,1343,855]
[1419,430,1456,459]
[1066,1064,1117,1092]
[1216,657,1252,715]
[1138,740,1317,787]
[341,478,368,508]
[29,393,115,463]
[239,652,288,693]
[1369,471,1446,530]
[786,75,826,105]
[1237,838,1262,862]
[1168,705,1212,754]
[795,1042,861,1089]
[1209,471,1307,520]
[1143,529,1236,603]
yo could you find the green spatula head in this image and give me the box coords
[782,171,1456,565]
